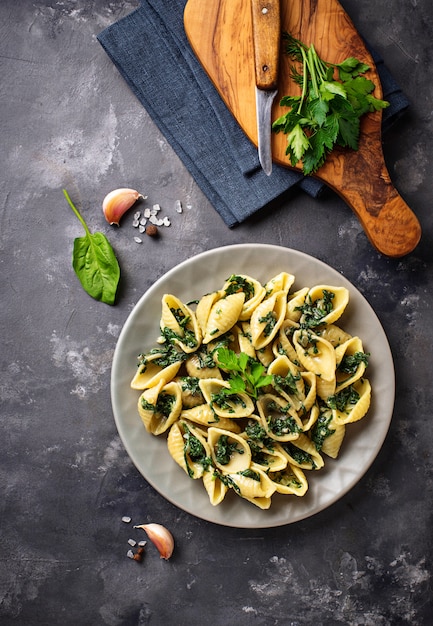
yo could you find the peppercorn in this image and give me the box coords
[146,224,158,237]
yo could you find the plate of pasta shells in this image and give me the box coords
[111,244,395,528]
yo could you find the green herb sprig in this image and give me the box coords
[216,348,273,400]
[272,34,390,175]
[63,189,120,305]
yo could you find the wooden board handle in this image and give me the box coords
[337,170,421,258]
[251,0,281,90]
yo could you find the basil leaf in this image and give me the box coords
[63,190,120,305]
[72,231,120,305]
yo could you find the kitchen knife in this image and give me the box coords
[251,0,281,175]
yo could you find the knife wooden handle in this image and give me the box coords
[251,0,281,90]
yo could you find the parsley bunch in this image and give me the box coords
[216,348,273,400]
[272,34,389,175]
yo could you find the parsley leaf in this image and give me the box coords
[215,348,273,400]
[272,34,389,175]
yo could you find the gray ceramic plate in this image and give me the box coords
[111,244,395,528]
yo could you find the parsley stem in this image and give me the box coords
[298,47,308,113]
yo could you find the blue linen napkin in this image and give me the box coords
[97,0,409,227]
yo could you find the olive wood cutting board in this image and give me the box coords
[184,0,421,257]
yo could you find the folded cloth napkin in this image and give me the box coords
[98,0,409,227]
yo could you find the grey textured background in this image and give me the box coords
[1,1,432,624]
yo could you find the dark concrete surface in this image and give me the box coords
[1,1,432,624]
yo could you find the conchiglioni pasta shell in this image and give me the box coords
[300,401,319,432]
[321,421,346,459]
[195,290,223,335]
[300,371,317,415]
[138,380,182,436]
[137,381,164,431]
[257,393,303,442]
[332,378,371,425]
[318,324,352,347]
[240,418,288,472]
[199,378,254,418]
[180,403,241,433]
[268,354,305,410]
[251,443,288,472]
[335,336,367,391]
[292,329,336,381]
[174,376,205,408]
[315,374,336,401]
[130,358,182,390]
[202,292,246,344]
[202,468,228,506]
[304,285,349,325]
[227,464,276,499]
[167,419,211,479]
[255,343,274,367]
[264,272,295,297]
[286,287,309,322]
[222,274,266,321]
[250,291,287,350]
[185,351,222,380]
[231,324,256,359]
[272,319,300,365]
[269,462,309,496]
[160,294,201,353]
[208,427,252,474]
[280,433,324,470]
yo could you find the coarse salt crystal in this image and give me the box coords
[139,217,147,226]
[143,208,151,218]
[162,217,171,227]
[132,219,139,228]
[138,540,147,547]
[134,211,141,220]
[128,539,137,547]
[126,549,135,559]
[121,516,132,523]
[175,200,182,213]
[134,236,143,244]
[138,225,145,233]
[149,216,163,226]
[152,203,161,213]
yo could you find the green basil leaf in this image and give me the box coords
[72,231,120,305]
[63,189,120,305]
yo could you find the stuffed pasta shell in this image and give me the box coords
[335,337,369,391]
[131,349,183,390]
[208,427,252,474]
[269,463,308,496]
[257,393,303,442]
[250,291,287,350]
[224,464,276,509]
[199,378,254,418]
[160,294,201,353]
[167,419,211,478]
[222,274,266,321]
[280,433,324,471]
[201,292,246,344]
[138,380,182,435]
[264,271,295,297]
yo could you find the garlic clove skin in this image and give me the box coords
[102,188,146,226]
[134,523,174,560]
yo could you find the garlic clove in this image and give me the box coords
[134,523,174,560]
[102,188,146,226]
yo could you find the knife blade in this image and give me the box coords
[251,0,281,175]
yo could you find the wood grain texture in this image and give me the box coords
[251,0,280,89]
[184,0,421,257]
